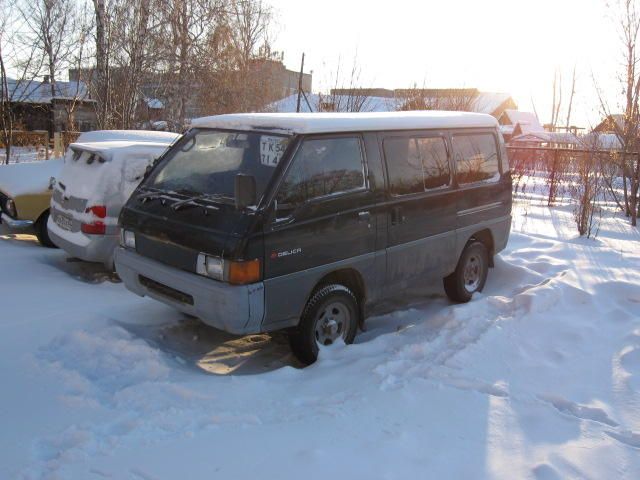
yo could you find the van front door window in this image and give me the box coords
[277,137,366,207]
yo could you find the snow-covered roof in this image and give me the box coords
[510,131,580,145]
[582,133,623,150]
[5,78,93,103]
[146,98,164,109]
[269,91,513,117]
[499,125,515,135]
[472,93,513,115]
[69,140,175,160]
[502,110,544,134]
[69,131,180,163]
[270,93,399,113]
[72,130,180,144]
[191,111,498,135]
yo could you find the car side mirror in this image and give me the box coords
[235,174,257,210]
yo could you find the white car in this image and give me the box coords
[48,130,180,268]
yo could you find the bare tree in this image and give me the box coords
[108,0,155,129]
[59,2,93,132]
[19,0,77,99]
[316,54,374,113]
[397,82,478,112]
[154,0,222,128]
[1,0,41,163]
[599,0,640,225]
[571,136,604,237]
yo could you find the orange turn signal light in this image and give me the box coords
[228,259,261,285]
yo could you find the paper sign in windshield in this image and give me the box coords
[260,136,287,167]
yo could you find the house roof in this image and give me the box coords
[593,114,625,133]
[191,111,499,135]
[510,131,580,145]
[501,110,544,133]
[6,78,93,104]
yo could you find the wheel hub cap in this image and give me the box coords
[314,302,351,347]
[463,254,482,293]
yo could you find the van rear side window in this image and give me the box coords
[384,136,450,195]
[451,133,500,185]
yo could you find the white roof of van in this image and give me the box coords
[191,111,498,135]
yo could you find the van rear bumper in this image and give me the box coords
[115,247,265,335]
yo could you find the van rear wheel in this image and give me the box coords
[289,284,358,365]
[443,240,488,303]
[35,211,57,248]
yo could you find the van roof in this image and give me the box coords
[190,111,499,135]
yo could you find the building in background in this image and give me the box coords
[5,77,97,134]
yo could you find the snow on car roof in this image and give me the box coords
[68,141,175,163]
[0,158,63,198]
[191,111,499,135]
[74,130,180,144]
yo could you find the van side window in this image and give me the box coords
[277,137,365,204]
[384,136,450,195]
[451,134,500,185]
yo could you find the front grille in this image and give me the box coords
[136,234,197,272]
[139,275,194,305]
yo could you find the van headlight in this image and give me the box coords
[120,229,136,249]
[196,253,224,280]
[4,198,17,218]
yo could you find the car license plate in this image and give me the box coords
[55,213,73,231]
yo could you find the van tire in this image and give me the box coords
[443,240,488,303]
[289,284,359,365]
[35,211,57,248]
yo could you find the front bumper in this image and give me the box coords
[115,247,265,335]
[0,213,33,229]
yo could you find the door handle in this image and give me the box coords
[358,210,371,222]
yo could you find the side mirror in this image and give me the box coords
[235,174,257,210]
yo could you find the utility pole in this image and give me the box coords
[296,53,305,113]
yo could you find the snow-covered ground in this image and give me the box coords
[1,186,639,480]
[0,146,50,165]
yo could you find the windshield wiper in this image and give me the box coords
[171,193,227,211]
[137,189,182,204]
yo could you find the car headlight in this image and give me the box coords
[120,229,136,249]
[4,198,17,218]
[196,253,224,280]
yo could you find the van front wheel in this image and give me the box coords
[289,284,358,365]
[444,241,488,303]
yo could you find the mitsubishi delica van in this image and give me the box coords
[115,112,512,364]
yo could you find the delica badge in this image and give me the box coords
[260,136,287,167]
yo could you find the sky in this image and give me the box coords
[268,0,621,128]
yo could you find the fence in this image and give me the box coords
[506,145,633,207]
[0,130,82,161]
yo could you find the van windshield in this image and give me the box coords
[144,128,291,202]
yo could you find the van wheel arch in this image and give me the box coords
[467,229,495,268]
[304,268,367,330]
